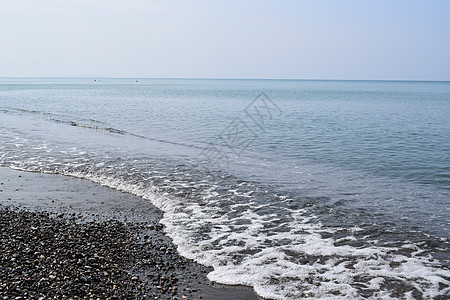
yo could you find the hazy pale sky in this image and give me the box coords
[1,0,449,80]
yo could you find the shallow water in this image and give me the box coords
[1,78,449,299]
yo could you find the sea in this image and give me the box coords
[0,78,449,300]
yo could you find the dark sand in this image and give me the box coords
[0,167,261,300]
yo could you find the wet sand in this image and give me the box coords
[0,167,261,300]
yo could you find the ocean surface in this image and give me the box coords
[0,78,449,299]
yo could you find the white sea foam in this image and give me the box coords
[43,170,448,300]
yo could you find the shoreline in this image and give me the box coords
[0,167,261,300]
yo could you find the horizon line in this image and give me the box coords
[0,76,449,83]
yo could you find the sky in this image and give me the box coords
[1,0,449,80]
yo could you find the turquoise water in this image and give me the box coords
[1,78,449,299]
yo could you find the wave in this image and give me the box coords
[1,106,210,150]
[1,106,127,135]
[49,118,126,135]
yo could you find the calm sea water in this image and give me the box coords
[1,78,449,299]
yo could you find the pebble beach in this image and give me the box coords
[0,167,260,300]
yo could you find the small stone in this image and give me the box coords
[79,276,91,284]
